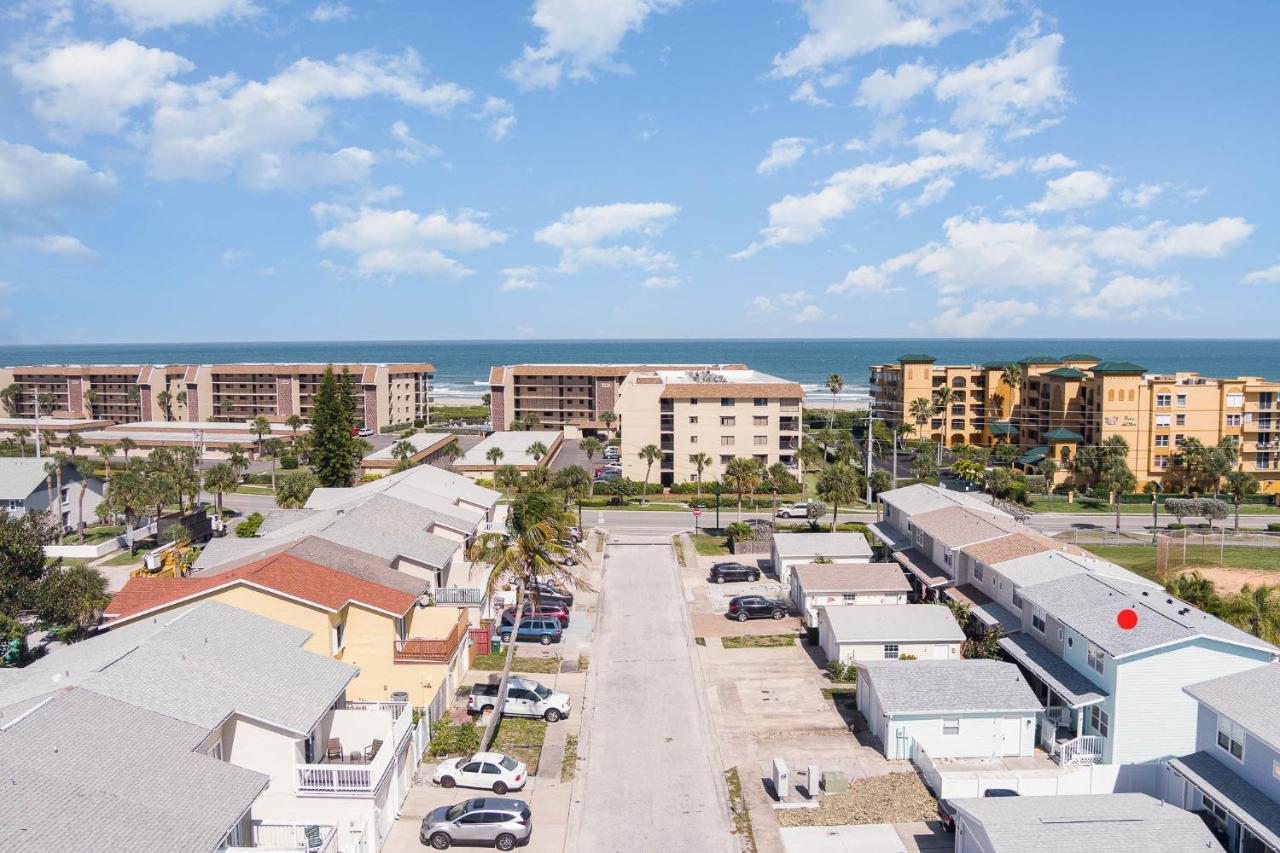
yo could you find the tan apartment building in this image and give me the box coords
[870,353,1280,494]
[487,363,747,436]
[618,368,805,487]
[0,362,433,432]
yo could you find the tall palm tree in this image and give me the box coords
[390,439,417,461]
[1224,470,1260,532]
[486,447,505,466]
[285,414,304,443]
[825,373,844,430]
[203,462,238,522]
[638,444,662,505]
[816,461,861,532]
[46,452,71,543]
[156,389,173,421]
[998,364,1023,416]
[99,442,117,483]
[0,383,19,417]
[441,440,464,469]
[13,427,30,458]
[251,416,272,449]
[908,397,934,445]
[932,386,956,465]
[225,442,248,480]
[62,433,84,457]
[722,457,761,523]
[797,436,823,497]
[73,457,95,543]
[526,441,549,463]
[466,520,591,750]
[689,452,712,497]
[580,437,603,466]
[601,410,617,435]
[82,388,97,418]
[261,437,284,491]
[118,436,137,463]
[175,388,187,416]
[127,384,142,420]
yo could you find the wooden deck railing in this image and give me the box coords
[393,610,470,662]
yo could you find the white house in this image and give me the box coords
[790,562,911,628]
[0,457,104,531]
[817,603,964,665]
[770,531,872,584]
[854,659,1041,761]
[950,792,1224,853]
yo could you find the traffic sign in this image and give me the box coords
[691,508,702,517]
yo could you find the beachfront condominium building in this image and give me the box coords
[0,362,434,432]
[487,362,748,434]
[617,367,805,486]
[870,353,1280,493]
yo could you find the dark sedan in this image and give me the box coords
[709,562,761,584]
[726,595,787,622]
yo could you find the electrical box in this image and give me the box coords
[772,758,789,799]
[806,764,819,798]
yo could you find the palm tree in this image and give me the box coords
[118,436,137,463]
[1223,584,1280,644]
[13,427,30,457]
[204,462,238,522]
[816,462,861,531]
[1098,436,1136,532]
[175,388,187,416]
[82,388,97,418]
[638,444,662,505]
[722,457,761,523]
[261,437,284,491]
[908,397,933,445]
[797,436,823,497]
[442,440,464,469]
[1037,458,1059,507]
[553,466,591,512]
[46,452,70,543]
[0,383,19,417]
[486,447,505,467]
[494,464,522,490]
[825,373,844,430]
[580,437,603,465]
[466,520,591,750]
[285,414,304,443]
[526,441,549,463]
[62,433,84,457]
[99,442,117,483]
[156,389,173,421]
[998,364,1022,416]
[127,384,142,420]
[1224,470,1260,532]
[601,410,617,434]
[73,457,94,543]
[689,452,712,496]
[252,415,272,449]
[225,442,248,481]
[390,439,417,461]
[932,386,956,464]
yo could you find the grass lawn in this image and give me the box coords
[721,634,797,649]
[491,716,548,775]
[1026,496,1280,515]
[691,534,731,556]
[469,653,562,674]
[233,485,275,495]
[821,685,858,700]
[101,550,146,566]
[79,525,123,544]
[1086,544,1280,581]
[560,734,579,783]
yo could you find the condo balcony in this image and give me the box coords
[392,609,470,663]
[295,700,413,796]
[223,823,337,853]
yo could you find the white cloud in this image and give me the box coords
[222,248,245,264]
[827,264,901,295]
[12,39,193,136]
[897,176,954,217]
[934,32,1066,130]
[642,275,680,289]
[1089,217,1254,266]
[1031,152,1076,172]
[480,97,516,140]
[855,61,936,113]
[8,234,97,258]
[149,51,471,186]
[93,0,258,30]
[910,216,1095,293]
[241,147,376,190]
[536,201,677,247]
[390,120,440,162]
[777,290,811,306]
[773,0,1009,77]
[928,299,1038,336]
[757,137,810,175]
[1072,275,1186,319]
[0,140,117,211]
[794,304,826,323]
[790,80,830,107]
[309,2,352,23]
[1026,169,1111,214]
[1244,263,1280,285]
[751,295,777,312]
[500,267,544,291]
[506,0,681,90]
[311,203,506,278]
[1120,182,1165,208]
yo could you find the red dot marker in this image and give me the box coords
[1117,609,1138,630]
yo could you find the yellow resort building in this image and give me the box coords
[870,353,1280,494]
[104,550,472,721]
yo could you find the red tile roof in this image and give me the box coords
[106,553,418,623]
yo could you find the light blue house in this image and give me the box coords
[1164,665,1280,852]
[999,572,1275,767]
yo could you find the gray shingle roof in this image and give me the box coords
[1021,572,1275,658]
[1169,751,1280,848]
[318,494,462,569]
[998,633,1108,707]
[1185,664,1280,748]
[992,550,1156,590]
[283,537,429,596]
[822,604,963,644]
[771,531,873,559]
[0,458,57,500]
[856,659,1040,715]
[459,430,561,466]
[950,792,1224,852]
[792,562,911,594]
[879,483,1008,520]
[0,688,267,853]
[305,462,500,512]
[908,506,1022,550]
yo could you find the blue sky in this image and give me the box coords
[2,0,1279,343]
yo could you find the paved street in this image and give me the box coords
[568,533,736,853]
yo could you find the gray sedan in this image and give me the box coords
[420,797,532,850]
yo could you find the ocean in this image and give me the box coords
[1,339,1277,407]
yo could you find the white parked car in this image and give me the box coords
[775,502,814,519]
[432,751,528,794]
[357,427,375,436]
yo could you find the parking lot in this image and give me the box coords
[683,539,803,639]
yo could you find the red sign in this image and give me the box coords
[691,508,703,517]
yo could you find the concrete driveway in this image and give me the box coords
[566,532,736,852]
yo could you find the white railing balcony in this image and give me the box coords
[296,701,409,797]
[225,823,337,853]
[432,587,485,606]
[346,700,413,748]
[296,739,394,797]
[1059,735,1105,766]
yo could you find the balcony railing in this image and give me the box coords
[225,823,337,853]
[393,610,469,663]
[296,702,409,796]
[1060,735,1105,766]
[432,587,485,606]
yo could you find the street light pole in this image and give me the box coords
[713,483,721,531]
[1151,485,1160,545]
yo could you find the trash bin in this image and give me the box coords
[490,635,503,654]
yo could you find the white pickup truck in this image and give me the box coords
[468,677,571,723]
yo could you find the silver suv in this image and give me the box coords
[420,797,532,850]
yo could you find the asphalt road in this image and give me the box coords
[567,533,735,853]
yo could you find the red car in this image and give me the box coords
[502,604,570,628]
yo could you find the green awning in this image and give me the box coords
[988,421,1019,436]
[1043,428,1084,442]
[1018,355,1063,365]
[1090,360,1147,374]
[1016,446,1049,466]
[1043,367,1088,380]
[981,360,1016,370]
[898,353,936,363]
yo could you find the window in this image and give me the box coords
[754,435,767,446]
[721,435,735,446]
[1012,588,1023,610]
[1156,393,1171,407]
[884,644,899,659]
[943,549,953,567]
[914,529,925,548]
[1087,643,1105,675]
[1227,392,1244,408]
[720,416,736,426]
[719,455,733,464]
[689,436,698,444]
[1176,393,1187,407]
[1176,413,1186,426]
[1155,435,1169,447]
[1227,413,1242,426]
[754,397,768,406]
[973,562,983,581]
[943,718,960,735]
[753,416,768,426]
[1090,706,1110,738]
[721,398,736,407]
[1155,414,1171,427]
[1032,608,1046,633]
[1217,714,1245,761]
[842,593,858,604]
[332,620,345,653]
[1175,434,1185,446]
[1155,455,1170,469]
[689,416,698,424]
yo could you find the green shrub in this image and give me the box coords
[1167,523,1187,530]
[427,719,481,757]
[1269,523,1280,533]
[235,512,264,538]
[279,455,299,470]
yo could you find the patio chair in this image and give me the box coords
[325,738,342,761]
[304,825,324,852]
[364,739,383,761]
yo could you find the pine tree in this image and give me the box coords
[310,366,357,487]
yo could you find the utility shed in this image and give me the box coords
[770,531,872,585]
[818,603,963,665]
[789,562,911,628]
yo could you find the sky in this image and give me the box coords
[2,0,1279,343]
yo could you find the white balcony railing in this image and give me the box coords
[225,823,337,853]
[346,700,413,748]
[295,702,409,797]
[1060,735,1105,766]
[433,587,485,605]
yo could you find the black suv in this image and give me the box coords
[526,581,573,607]
[709,562,761,584]
[727,595,787,621]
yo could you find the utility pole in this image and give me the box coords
[32,388,42,460]
[864,411,875,506]
[891,428,899,490]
